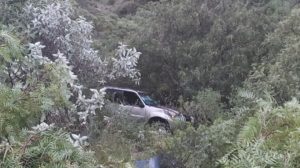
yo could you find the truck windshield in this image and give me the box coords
[138,92,158,106]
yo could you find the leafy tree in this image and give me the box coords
[245,7,300,103]
[129,0,295,103]
[0,0,142,167]
[0,0,27,25]
[24,0,141,88]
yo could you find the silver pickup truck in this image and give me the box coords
[100,86,193,130]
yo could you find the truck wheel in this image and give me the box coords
[148,118,170,134]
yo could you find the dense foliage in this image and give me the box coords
[0,0,300,167]
[130,0,296,102]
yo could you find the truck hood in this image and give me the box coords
[146,105,180,117]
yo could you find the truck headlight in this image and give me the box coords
[163,111,175,118]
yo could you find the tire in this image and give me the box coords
[148,118,171,134]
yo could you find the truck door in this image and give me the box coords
[122,91,146,121]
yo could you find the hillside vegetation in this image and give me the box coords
[0,0,300,167]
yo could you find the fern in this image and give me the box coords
[0,85,42,137]
[238,90,257,100]
[0,29,23,62]
[1,129,97,168]
[222,97,300,167]
[238,117,262,143]
[220,139,285,168]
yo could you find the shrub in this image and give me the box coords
[89,103,171,166]
[221,97,300,167]
[0,129,97,168]
[161,119,237,168]
[179,89,225,125]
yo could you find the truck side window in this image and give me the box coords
[123,91,142,106]
[114,91,124,104]
[104,89,124,104]
[104,89,114,102]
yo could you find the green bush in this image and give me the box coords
[179,89,225,125]
[245,8,300,104]
[129,0,294,102]
[221,98,300,167]
[161,119,237,168]
[89,104,169,167]
[0,129,96,168]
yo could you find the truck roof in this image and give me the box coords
[101,86,145,94]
